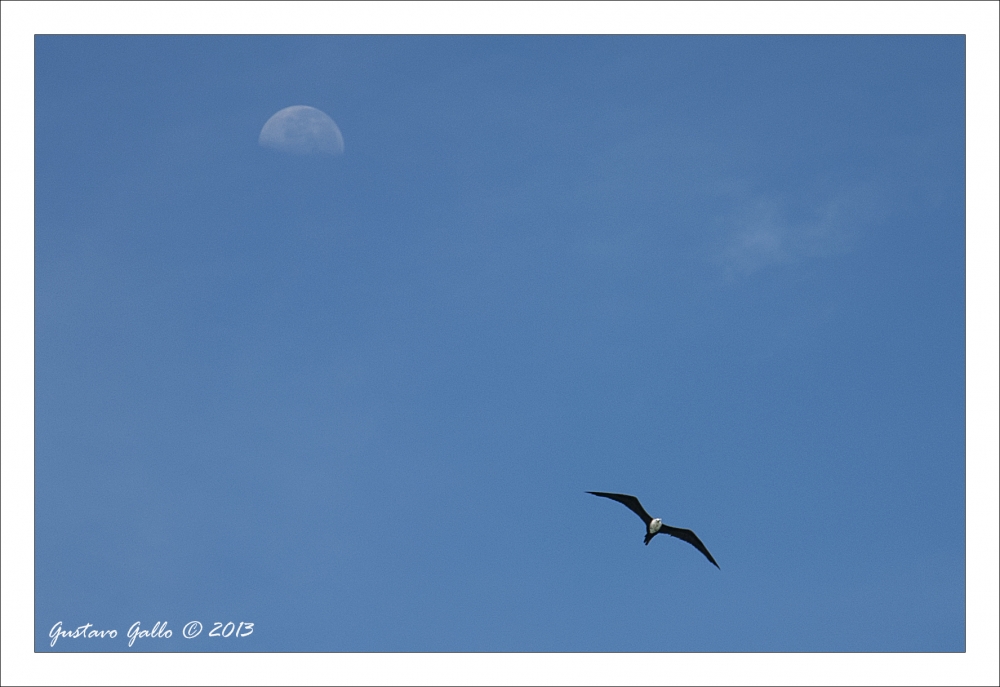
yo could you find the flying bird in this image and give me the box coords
[587,491,720,568]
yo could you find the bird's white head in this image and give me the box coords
[649,518,662,534]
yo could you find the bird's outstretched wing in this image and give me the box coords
[587,492,653,526]
[659,524,720,569]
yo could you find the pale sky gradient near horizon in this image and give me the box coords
[32,35,967,652]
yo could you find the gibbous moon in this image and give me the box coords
[258,105,344,155]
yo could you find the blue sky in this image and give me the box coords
[31,34,968,653]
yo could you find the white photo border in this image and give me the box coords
[2,2,997,685]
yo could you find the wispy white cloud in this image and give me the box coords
[715,186,882,277]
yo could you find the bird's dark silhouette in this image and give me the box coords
[587,491,720,568]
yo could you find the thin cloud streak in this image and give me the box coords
[716,187,884,277]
